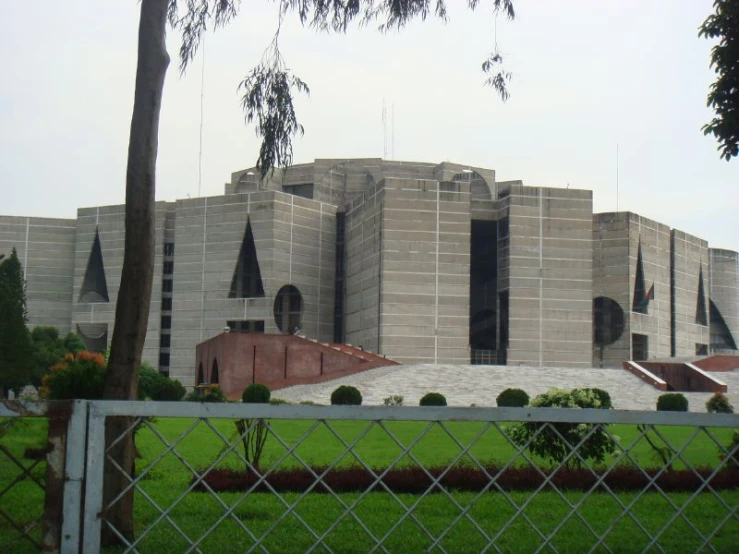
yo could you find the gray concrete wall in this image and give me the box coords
[168,192,336,386]
[503,185,594,367]
[671,229,710,356]
[378,177,472,364]
[71,203,168,367]
[709,248,739,350]
[0,216,76,331]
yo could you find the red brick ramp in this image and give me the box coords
[693,355,739,372]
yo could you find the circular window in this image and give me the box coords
[274,285,303,333]
[593,297,625,347]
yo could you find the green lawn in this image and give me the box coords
[2,416,737,553]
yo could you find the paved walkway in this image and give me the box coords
[276,364,739,412]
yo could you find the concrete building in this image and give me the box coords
[2,158,738,385]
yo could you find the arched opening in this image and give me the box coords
[197,363,204,385]
[274,285,303,333]
[451,170,491,201]
[211,359,219,385]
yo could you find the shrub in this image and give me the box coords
[269,397,289,405]
[582,387,613,409]
[706,392,734,414]
[420,392,447,407]
[657,393,689,412]
[330,385,362,406]
[186,385,226,402]
[299,400,318,406]
[720,430,739,468]
[383,395,404,406]
[149,377,186,401]
[508,388,617,468]
[40,351,106,400]
[137,363,160,400]
[496,388,529,407]
[242,383,271,404]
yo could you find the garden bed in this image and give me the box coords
[193,464,739,494]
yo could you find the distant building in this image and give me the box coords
[2,158,737,385]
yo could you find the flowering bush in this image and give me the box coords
[508,388,618,468]
[40,351,106,400]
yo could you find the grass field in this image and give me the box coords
[1,416,738,553]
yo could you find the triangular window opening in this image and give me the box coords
[79,228,109,303]
[632,242,648,314]
[696,266,708,326]
[710,300,737,350]
[229,219,265,299]
[211,359,219,385]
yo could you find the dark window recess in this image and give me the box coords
[161,316,172,330]
[283,184,314,199]
[227,320,265,333]
[162,280,173,293]
[696,343,708,356]
[497,217,509,240]
[76,323,108,353]
[79,228,110,303]
[164,243,175,256]
[161,297,172,311]
[163,261,174,275]
[333,212,346,343]
[211,359,219,384]
[160,334,171,348]
[632,333,649,361]
[274,285,303,333]
[593,297,625,347]
[696,266,708,326]
[229,219,266,299]
[498,291,509,365]
[710,300,737,350]
[159,352,170,367]
[469,220,498,352]
[197,363,205,384]
[632,242,648,314]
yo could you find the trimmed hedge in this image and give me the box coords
[331,385,362,406]
[420,392,447,407]
[656,393,688,412]
[496,388,529,407]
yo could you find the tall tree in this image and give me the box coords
[103,0,515,544]
[0,248,32,397]
[700,0,739,160]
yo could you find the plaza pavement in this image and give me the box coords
[275,364,739,412]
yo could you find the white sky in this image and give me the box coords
[2,1,737,249]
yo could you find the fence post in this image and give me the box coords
[61,400,88,554]
[41,400,75,553]
[82,404,106,554]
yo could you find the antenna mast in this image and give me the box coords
[382,99,387,158]
[198,37,206,197]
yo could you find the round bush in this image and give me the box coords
[656,393,689,412]
[149,377,186,401]
[242,383,271,404]
[330,385,362,406]
[579,387,613,409]
[420,392,447,407]
[186,385,226,403]
[706,392,734,414]
[496,388,529,407]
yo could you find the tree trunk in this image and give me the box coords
[102,0,169,546]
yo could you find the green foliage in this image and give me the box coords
[420,392,447,407]
[706,392,734,414]
[699,0,739,160]
[269,397,289,405]
[186,385,226,403]
[720,430,739,468]
[508,388,618,468]
[138,363,185,401]
[0,248,32,396]
[242,383,271,404]
[40,351,107,400]
[383,395,404,406]
[496,388,529,407]
[657,393,689,412]
[330,385,362,406]
[29,326,86,388]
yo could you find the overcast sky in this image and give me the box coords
[2,1,737,249]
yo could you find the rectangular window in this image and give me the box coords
[632,333,648,361]
[162,280,173,293]
[163,261,174,275]
[160,334,171,348]
[159,352,170,367]
[164,243,175,256]
[161,297,172,311]
[161,316,172,330]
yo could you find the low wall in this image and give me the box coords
[622,362,668,391]
[692,356,739,372]
[195,333,397,399]
[637,362,727,393]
